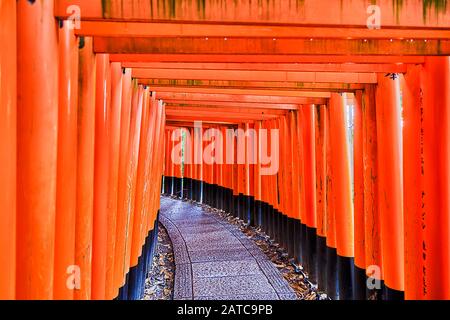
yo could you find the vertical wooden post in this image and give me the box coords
[376,74,404,298]
[362,85,383,299]
[353,91,366,300]
[17,0,59,299]
[114,83,143,297]
[325,104,338,299]
[54,19,79,300]
[421,57,450,300]
[303,104,318,282]
[92,54,111,300]
[401,65,424,300]
[315,105,328,292]
[329,93,354,300]
[75,37,96,300]
[124,87,148,297]
[113,68,132,298]
[0,0,16,300]
[105,62,123,299]
[290,111,301,263]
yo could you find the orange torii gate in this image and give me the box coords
[1,0,450,301]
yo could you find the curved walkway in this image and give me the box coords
[160,196,297,300]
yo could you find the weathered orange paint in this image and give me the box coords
[114,82,140,291]
[132,68,376,85]
[315,105,327,237]
[353,91,365,270]
[75,37,96,300]
[289,112,301,220]
[54,20,79,300]
[0,0,16,300]
[112,68,132,298]
[376,74,404,292]
[362,85,382,278]
[94,37,450,56]
[111,54,425,64]
[401,65,425,299]
[124,87,147,276]
[55,0,450,28]
[105,62,123,299]
[329,93,354,258]
[92,54,111,300]
[421,57,450,299]
[302,105,317,228]
[16,0,59,300]
[325,105,336,249]
[125,62,407,73]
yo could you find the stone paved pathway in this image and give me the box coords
[159,196,297,300]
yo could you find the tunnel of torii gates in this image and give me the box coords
[0,0,450,301]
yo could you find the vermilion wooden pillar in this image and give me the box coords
[376,74,404,298]
[17,0,59,300]
[254,122,262,225]
[302,104,318,282]
[114,84,143,296]
[325,104,338,299]
[54,20,79,300]
[124,87,148,293]
[289,112,301,262]
[353,91,366,300]
[75,37,96,300]
[113,68,132,298]
[421,57,450,300]
[303,105,317,229]
[105,62,123,299]
[362,85,382,299]
[315,105,327,239]
[92,54,111,300]
[315,105,328,291]
[0,0,16,300]
[129,89,154,300]
[401,65,424,300]
[329,93,354,300]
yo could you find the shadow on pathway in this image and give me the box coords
[160,196,297,300]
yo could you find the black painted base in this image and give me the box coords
[353,265,367,300]
[116,212,160,300]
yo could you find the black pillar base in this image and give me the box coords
[243,195,251,224]
[182,178,189,200]
[326,246,338,300]
[203,182,209,205]
[283,214,289,251]
[367,278,384,300]
[260,202,268,233]
[316,235,327,292]
[306,226,318,284]
[300,223,308,269]
[286,218,294,259]
[248,196,255,226]
[267,205,274,239]
[384,285,405,300]
[211,184,217,208]
[337,255,354,300]
[254,200,262,228]
[232,194,239,218]
[226,189,233,213]
[353,265,367,300]
[237,194,244,221]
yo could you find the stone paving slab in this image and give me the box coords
[195,293,280,301]
[189,248,254,263]
[159,197,296,300]
[192,259,261,278]
[193,275,276,298]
